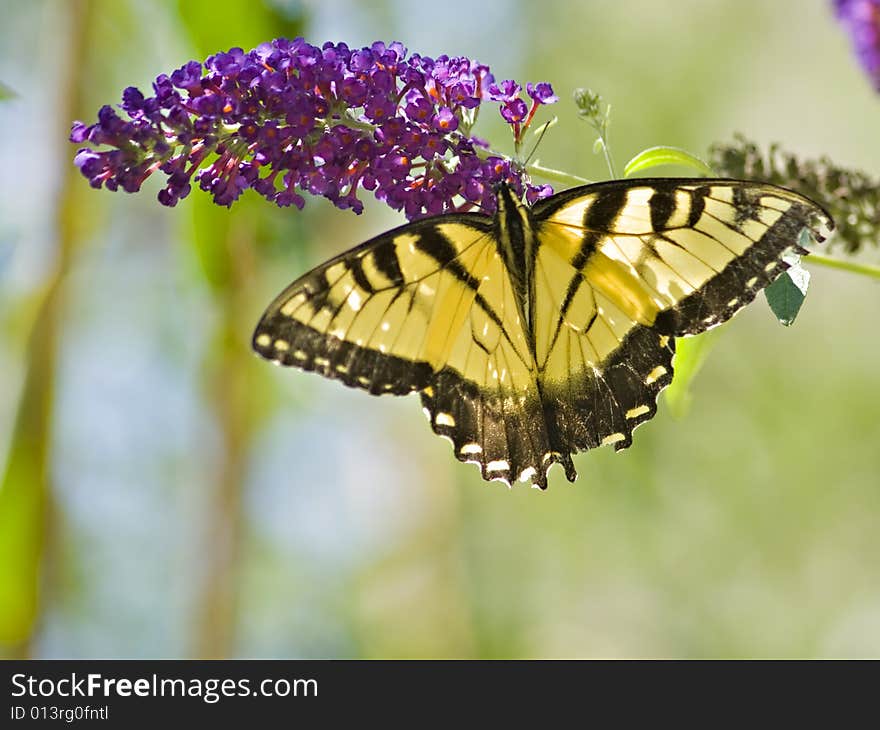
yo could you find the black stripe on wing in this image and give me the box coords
[654,191,832,335]
[254,308,434,395]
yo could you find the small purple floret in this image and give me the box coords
[170,61,204,93]
[488,79,521,103]
[500,98,528,124]
[527,82,558,105]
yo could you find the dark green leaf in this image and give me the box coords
[765,255,810,326]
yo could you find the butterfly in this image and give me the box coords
[252,178,833,489]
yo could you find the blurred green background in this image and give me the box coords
[0,0,878,659]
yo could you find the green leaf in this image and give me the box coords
[531,116,558,137]
[765,255,810,326]
[664,331,719,418]
[624,146,714,177]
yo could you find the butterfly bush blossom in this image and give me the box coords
[70,38,557,219]
[834,0,880,89]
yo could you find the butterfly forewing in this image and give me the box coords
[254,216,490,393]
[253,214,560,487]
[533,179,833,335]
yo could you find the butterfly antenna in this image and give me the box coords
[523,117,556,168]
[454,196,491,215]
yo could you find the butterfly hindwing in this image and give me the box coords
[416,237,575,486]
[531,223,676,454]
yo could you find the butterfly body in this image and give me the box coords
[253,179,832,489]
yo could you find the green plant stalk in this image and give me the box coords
[526,162,592,186]
[0,280,58,655]
[805,252,880,280]
[192,275,251,659]
[0,0,90,657]
[597,134,616,178]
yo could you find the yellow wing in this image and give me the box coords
[530,178,833,457]
[253,215,567,487]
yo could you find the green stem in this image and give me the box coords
[597,135,616,178]
[805,252,880,280]
[476,140,596,188]
[338,109,376,135]
[526,162,592,187]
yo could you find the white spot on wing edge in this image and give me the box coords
[601,433,626,446]
[645,365,667,385]
[626,405,650,419]
[486,460,510,472]
[460,443,482,455]
[519,466,537,483]
[255,333,272,348]
[435,412,456,427]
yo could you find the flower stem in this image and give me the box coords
[526,162,592,187]
[597,137,616,178]
[189,220,256,659]
[339,109,377,135]
[805,252,880,280]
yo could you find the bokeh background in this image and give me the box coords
[1,0,878,659]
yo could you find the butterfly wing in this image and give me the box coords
[253,215,562,487]
[530,178,833,457]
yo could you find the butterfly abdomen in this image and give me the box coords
[494,183,541,348]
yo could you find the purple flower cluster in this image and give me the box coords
[834,0,880,90]
[70,38,557,218]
